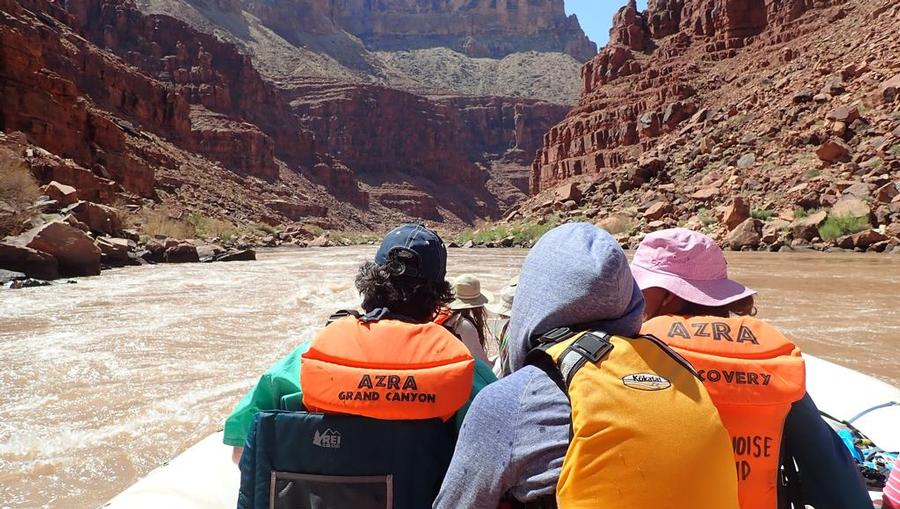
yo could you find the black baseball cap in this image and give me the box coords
[374,224,447,283]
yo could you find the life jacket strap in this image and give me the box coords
[556,332,614,387]
[325,309,361,326]
[529,330,615,388]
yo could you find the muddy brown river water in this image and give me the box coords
[0,247,898,508]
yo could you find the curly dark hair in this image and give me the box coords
[355,260,453,323]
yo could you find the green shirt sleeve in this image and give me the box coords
[454,359,497,430]
[223,343,311,446]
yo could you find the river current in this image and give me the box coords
[0,248,897,508]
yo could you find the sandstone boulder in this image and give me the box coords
[308,234,331,248]
[22,221,101,276]
[849,230,887,249]
[792,89,814,103]
[816,138,851,162]
[761,218,790,245]
[725,218,761,251]
[41,181,79,207]
[0,243,59,280]
[826,106,860,123]
[886,223,900,239]
[881,74,900,103]
[692,187,719,201]
[164,243,199,264]
[67,201,123,236]
[831,197,870,219]
[736,153,756,168]
[62,214,90,232]
[217,249,256,262]
[96,237,132,266]
[875,183,898,203]
[791,210,828,241]
[842,182,874,199]
[196,244,226,262]
[723,197,750,231]
[143,239,166,263]
[643,201,672,221]
[555,182,582,203]
[595,215,634,235]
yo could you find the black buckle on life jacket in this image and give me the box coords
[536,327,576,345]
[571,331,614,363]
[556,331,614,388]
[325,309,361,326]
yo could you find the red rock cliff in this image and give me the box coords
[532,0,848,193]
[320,0,596,60]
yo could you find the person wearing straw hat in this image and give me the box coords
[633,228,871,509]
[485,278,517,377]
[445,274,492,364]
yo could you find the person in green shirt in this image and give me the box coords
[225,224,497,463]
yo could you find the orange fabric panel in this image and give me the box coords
[433,307,452,326]
[643,315,797,359]
[719,404,791,509]
[301,317,474,421]
[642,316,807,509]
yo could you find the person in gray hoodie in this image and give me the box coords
[434,223,737,508]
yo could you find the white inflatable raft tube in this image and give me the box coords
[102,355,898,509]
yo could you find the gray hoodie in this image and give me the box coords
[434,223,644,508]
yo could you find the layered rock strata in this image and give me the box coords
[533,0,849,192]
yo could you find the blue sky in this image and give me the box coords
[565,0,649,47]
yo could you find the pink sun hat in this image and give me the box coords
[630,228,756,307]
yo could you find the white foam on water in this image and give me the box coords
[1,247,897,509]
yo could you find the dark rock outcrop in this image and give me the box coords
[0,243,59,280]
[18,221,101,276]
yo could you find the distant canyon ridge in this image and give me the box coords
[0,0,594,231]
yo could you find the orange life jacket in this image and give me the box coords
[433,306,452,326]
[641,315,806,509]
[301,316,475,421]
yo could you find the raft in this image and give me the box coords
[102,354,898,509]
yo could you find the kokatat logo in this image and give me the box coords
[622,373,672,391]
[312,429,341,449]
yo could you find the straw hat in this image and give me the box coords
[486,284,516,317]
[449,274,493,310]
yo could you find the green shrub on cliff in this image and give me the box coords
[135,207,195,239]
[189,212,236,241]
[751,209,774,221]
[0,147,40,236]
[458,219,558,246]
[818,215,869,241]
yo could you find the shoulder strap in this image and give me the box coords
[527,327,615,389]
[640,333,701,378]
[325,309,360,326]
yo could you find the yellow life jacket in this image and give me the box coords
[533,329,739,509]
[641,316,807,509]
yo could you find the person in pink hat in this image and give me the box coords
[885,458,900,508]
[632,228,872,509]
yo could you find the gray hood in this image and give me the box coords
[507,223,645,372]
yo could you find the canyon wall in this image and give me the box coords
[327,0,596,60]
[1,0,572,227]
[532,0,849,192]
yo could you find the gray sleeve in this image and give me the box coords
[434,367,571,509]
[433,375,526,509]
[506,370,570,502]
